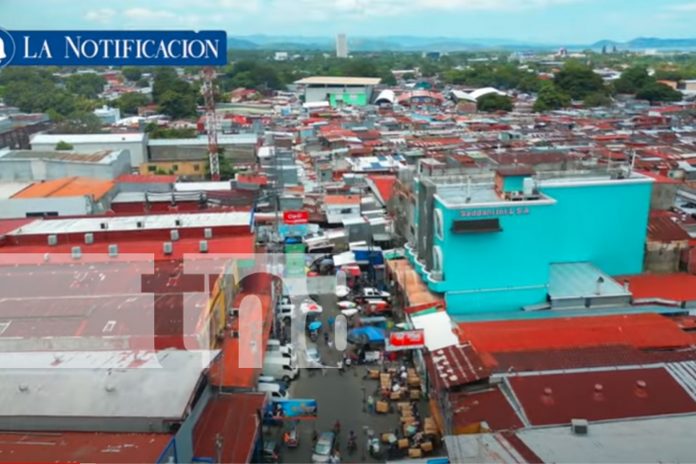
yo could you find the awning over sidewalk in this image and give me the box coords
[387,259,443,308]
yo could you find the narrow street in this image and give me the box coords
[265,293,404,463]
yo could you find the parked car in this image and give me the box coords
[358,287,391,301]
[258,375,289,391]
[257,381,289,400]
[262,440,281,463]
[304,343,322,369]
[311,432,335,463]
[267,339,297,364]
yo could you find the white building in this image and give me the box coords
[336,33,348,58]
[30,133,148,167]
[274,52,289,61]
[93,105,121,125]
[0,149,131,181]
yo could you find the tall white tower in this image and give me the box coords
[336,33,348,58]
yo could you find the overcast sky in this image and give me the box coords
[2,0,696,43]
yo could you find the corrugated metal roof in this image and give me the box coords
[425,344,490,390]
[31,133,146,144]
[0,431,171,463]
[193,393,266,464]
[450,388,525,432]
[547,262,631,301]
[458,313,693,352]
[11,177,115,200]
[620,273,696,302]
[508,367,696,426]
[294,76,381,86]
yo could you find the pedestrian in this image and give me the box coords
[367,394,375,414]
[328,316,335,331]
[324,331,329,346]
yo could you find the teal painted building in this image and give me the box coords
[405,167,653,316]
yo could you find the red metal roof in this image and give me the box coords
[0,431,171,463]
[490,345,696,373]
[424,344,490,390]
[116,174,177,184]
[0,218,35,236]
[450,387,524,432]
[209,274,275,389]
[193,393,266,464]
[620,273,696,302]
[457,314,693,352]
[367,175,397,205]
[0,235,255,261]
[509,367,696,426]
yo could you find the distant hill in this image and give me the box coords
[591,37,696,51]
[227,35,696,52]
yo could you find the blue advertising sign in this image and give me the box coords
[0,29,226,67]
[264,399,318,421]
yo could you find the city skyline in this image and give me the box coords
[1,0,696,44]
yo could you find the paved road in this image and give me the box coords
[264,292,403,463]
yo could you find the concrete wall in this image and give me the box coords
[644,241,688,274]
[0,151,131,181]
[419,179,653,315]
[32,140,147,166]
[148,144,256,165]
[0,196,92,219]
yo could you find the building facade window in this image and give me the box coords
[433,245,443,272]
[434,209,444,240]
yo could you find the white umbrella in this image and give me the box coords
[338,301,357,309]
[335,285,351,298]
[341,308,359,318]
[300,299,323,315]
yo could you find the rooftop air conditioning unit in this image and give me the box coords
[170,229,180,241]
[108,244,118,258]
[199,240,209,253]
[571,419,589,435]
[204,228,213,239]
[47,235,58,246]
[163,242,173,255]
[84,233,94,244]
[71,246,82,260]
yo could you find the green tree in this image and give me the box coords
[554,61,606,100]
[613,66,652,94]
[477,93,513,112]
[65,73,107,99]
[583,92,612,107]
[402,72,416,81]
[636,82,682,103]
[136,77,150,88]
[145,123,197,139]
[533,82,571,112]
[157,90,197,119]
[55,141,74,150]
[115,92,149,115]
[53,111,103,134]
[122,67,142,82]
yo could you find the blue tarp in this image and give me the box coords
[349,326,386,343]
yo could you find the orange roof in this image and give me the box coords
[619,274,696,302]
[324,194,361,205]
[208,292,273,389]
[12,177,115,201]
[458,313,693,353]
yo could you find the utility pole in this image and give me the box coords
[202,67,220,181]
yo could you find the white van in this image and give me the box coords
[262,356,299,383]
[257,381,289,400]
[267,339,297,363]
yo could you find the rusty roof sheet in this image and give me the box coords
[0,431,171,463]
[508,367,696,426]
[425,344,491,390]
[193,393,266,464]
[458,313,693,352]
[450,387,525,432]
[647,212,690,242]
